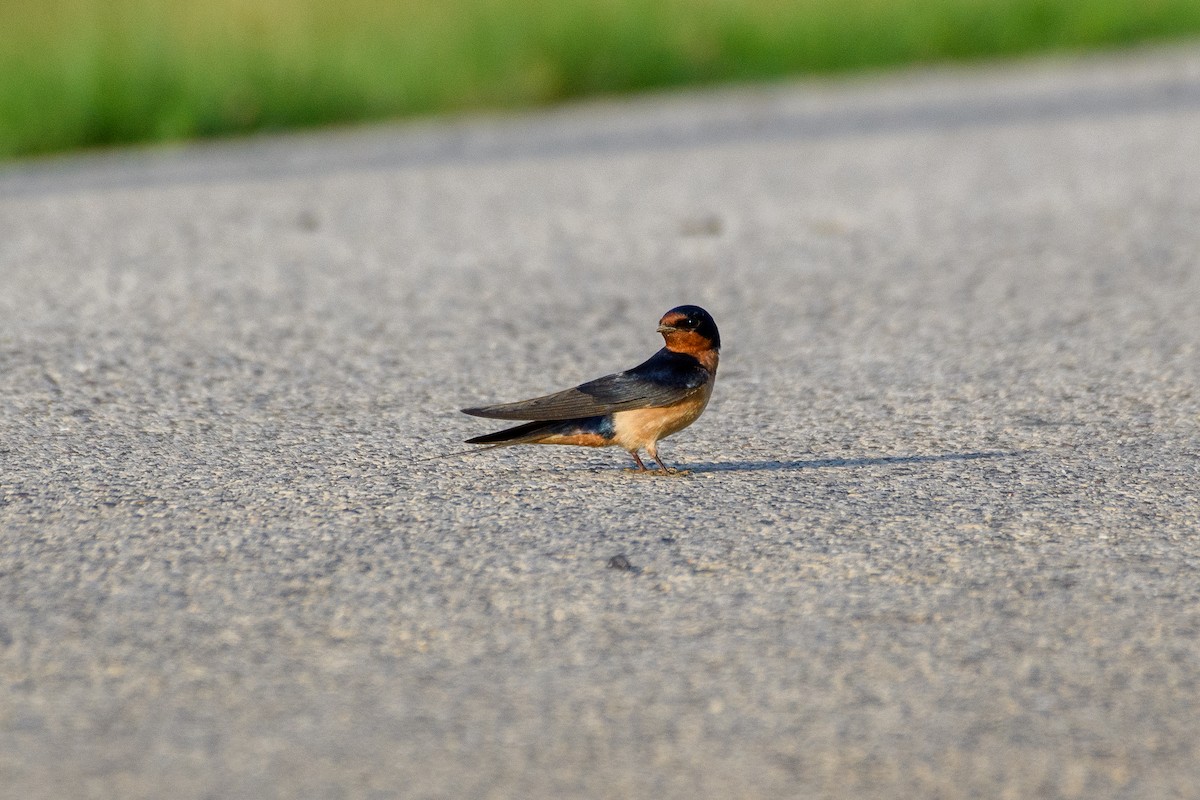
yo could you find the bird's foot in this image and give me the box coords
[622,467,691,477]
[659,467,691,477]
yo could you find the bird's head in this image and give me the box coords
[656,305,720,353]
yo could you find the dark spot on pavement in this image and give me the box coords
[607,554,638,573]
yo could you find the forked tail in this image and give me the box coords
[417,420,576,463]
[465,419,566,445]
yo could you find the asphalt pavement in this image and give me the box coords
[2,46,1199,799]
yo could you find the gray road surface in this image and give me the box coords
[2,46,1200,799]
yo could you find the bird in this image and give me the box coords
[460,305,720,472]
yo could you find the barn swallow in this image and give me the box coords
[462,305,720,472]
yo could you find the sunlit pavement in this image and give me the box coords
[2,45,1199,799]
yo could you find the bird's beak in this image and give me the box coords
[656,324,677,334]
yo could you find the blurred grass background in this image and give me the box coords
[2,0,1200,160]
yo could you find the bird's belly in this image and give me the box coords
[611,390,711,450]
[536,431,613,448]
[533,415,617,448]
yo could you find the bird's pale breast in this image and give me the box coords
[611,382,713,451]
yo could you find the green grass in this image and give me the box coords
[2,0,1200,160]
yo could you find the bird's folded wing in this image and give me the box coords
[462,369,706,421]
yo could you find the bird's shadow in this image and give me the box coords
[687,450,1020,474]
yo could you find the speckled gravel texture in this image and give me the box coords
[2,47,1199,800]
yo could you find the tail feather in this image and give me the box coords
[417,415,615,463]
[465,420,563,445]
[415,420,566,464]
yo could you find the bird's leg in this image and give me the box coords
[630,451,648,471]
[647,444,683,475]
